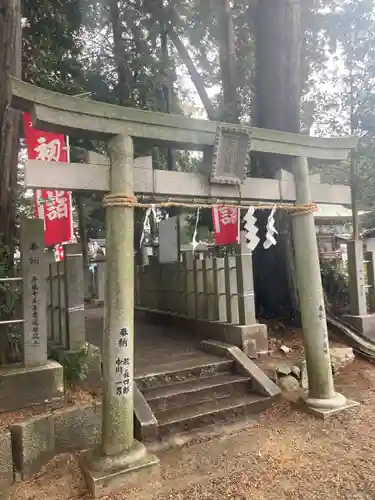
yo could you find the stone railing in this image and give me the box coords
[45,243,85,351]
[135,251,251,324]
[134,233,269,357]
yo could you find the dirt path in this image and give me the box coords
[9,358,375,500]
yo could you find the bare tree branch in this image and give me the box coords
[167,26,217,120]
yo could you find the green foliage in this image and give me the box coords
[0,262,20,320]
[320,260,350,315]
[0,242,22,365]
[304,0,375,228]
[22,0,86,94]
[18,0,375,238]
[50,346,89,390]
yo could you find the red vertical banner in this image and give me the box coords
[212,206,239,245]
[22,113,72,247]
[54,244,64,262]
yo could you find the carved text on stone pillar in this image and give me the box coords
[210,125,252,185]
[115,327,131,396]
[29,240,41,347]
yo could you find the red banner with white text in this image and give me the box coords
[212,206,239,245]
[22,113,72,248]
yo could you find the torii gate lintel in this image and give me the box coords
[11,76,357,160]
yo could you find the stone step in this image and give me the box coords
[135,355,234,391]
[156,392,272,438]
[144,373,252,412]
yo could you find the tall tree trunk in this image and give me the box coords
[109,0,130,105]
[252,0,301,320]
[217,0,239,122]
[0,0,21,363]
[159,5,175,172]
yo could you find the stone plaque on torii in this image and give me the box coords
[9,77,359,496]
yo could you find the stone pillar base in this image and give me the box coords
[300,392,359,419]
[342,314,375,340]
[0,360,64,412]
[80,440,160,498]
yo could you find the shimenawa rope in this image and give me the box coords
[102,193,317,216]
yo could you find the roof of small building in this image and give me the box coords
[362,228,375,239]
[314,204,369,220]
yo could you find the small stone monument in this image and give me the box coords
[0,217,63,412]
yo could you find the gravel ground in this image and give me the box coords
[8,358,375,500]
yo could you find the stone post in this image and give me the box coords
[292,157,354,415]
[81,135,158,497]
[95,257,106,305]
[235,231,256,325]
[101,135,134,454]
[347,240,367,315]
[365,251,375,313]
[84,266,92,303]
[64,243,85,351]
[343,248,375,338]
[20,217,48,367]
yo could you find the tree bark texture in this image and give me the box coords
[0,0,22,364]
[252,0,301,320]
[0,0,21,260]
[109,0,131,106]
[216,0,239,122]
[255,0,301,135]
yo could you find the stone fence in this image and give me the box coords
[45,243,85,351]
[134,233,269,357]
[135,251,250,324]
[0,217,85,412]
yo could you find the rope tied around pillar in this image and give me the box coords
[102,194,138,208]
[103,193,317,215]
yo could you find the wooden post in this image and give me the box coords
[236,231,256,325]
[20,217,48,367]
[64,243,85,351]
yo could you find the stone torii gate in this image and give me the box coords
[10,77,358,496]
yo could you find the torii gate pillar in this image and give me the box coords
[81,135,159,497]
[292,157,359,417]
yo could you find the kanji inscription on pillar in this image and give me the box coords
[210,124,252,185]
[21,218,48,366]
[114,327,132,397]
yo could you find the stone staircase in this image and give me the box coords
[135,353,275,440]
